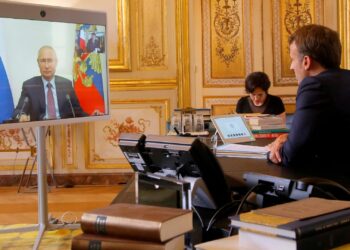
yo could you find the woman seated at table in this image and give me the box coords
[236,71,286,120]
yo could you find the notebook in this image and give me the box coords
[211,114,255,144]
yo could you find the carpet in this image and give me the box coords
[0,224,82,250]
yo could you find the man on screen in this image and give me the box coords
[87,32,101,53]
[13,45,86,121]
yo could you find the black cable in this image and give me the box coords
[228,183,265,236]
[312,185,338,200]
[235,183,264,216]
[191,205,205,228]
[206,200,241,232]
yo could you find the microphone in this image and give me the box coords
[17,97,29,119]
[66,94,76,118]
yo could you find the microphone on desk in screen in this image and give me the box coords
[66,94,76,118]
[17,96,29,119]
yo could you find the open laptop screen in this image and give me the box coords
[211,114,255,144]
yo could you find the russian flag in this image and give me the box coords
[0,56,14,123]
[73,25,105,115]
[79,28,87,52]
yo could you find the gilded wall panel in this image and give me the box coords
[202,0,252,86]
[203,96,241,115]
[85,99,169,169]
[109,0,131,72]
[61,124,77,169]
[136,0,168,70]
[273,0,323,85]
[339,0,350,69]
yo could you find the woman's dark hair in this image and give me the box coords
[245,71,271,93]
[288,24,341,69]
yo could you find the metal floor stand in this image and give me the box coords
[17,128,57,193]
[0,127,79,250]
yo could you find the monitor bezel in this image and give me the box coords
[0,1,110,129]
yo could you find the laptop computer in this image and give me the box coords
[211,114,255,144]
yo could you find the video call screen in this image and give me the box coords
[0,2,109,128]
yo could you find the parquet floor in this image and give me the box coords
[0,185,123,224]
[0,185,124,249]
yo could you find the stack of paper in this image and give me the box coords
[215,143,269,159]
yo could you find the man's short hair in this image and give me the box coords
[288,24,341,69]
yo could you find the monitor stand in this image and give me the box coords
[0,126,79,250]
[182,176,217,210]
[33,126,80,249]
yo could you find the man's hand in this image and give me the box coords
[18,114,30,122]
[267,134,288,164]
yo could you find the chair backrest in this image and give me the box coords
[190,138,232,208]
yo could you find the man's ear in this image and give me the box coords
[303,55,312,70]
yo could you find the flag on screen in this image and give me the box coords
[0,56,14,123]
[73,24,105,115]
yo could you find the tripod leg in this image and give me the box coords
[46,158,57,188]
[25,155,37,188]
[17,156,31,193]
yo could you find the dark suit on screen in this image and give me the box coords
[13,75,86,121]
[280,69,350,175]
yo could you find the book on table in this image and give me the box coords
[244,114,285,126]
[80,203,193,242]
[253,132,288,139]
[251,127,289,134]
[238,226,350,250]
[71,233,185,250]
[250,124,287,131]
[230,197,350,249]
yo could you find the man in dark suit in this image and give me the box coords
[87,32,100,53]
[13,45,86,121]
[268,25,350,178]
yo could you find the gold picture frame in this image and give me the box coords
[109,0,131,72]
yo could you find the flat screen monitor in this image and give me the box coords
[145,135,201,178]
[0,1,110,129]
[211,114,255,144]
[145,135,232,209]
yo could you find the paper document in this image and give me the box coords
[216,143,269,154]
[215,143,269,159]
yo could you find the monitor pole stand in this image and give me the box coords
[33,126,49,250]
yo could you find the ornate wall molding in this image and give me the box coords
[339,0,350,69]
[136,0,168,70]
[85,98,170,169]
[109,0,131,72]
[202,0,252,87]
[203,95,296,115]
[176,0,191,108]
[61,124,77,169]
[272,0,323,86]
[110,78,177,91]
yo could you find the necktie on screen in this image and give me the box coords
[47,82,56,119]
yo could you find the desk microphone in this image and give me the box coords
[66,94,76,118]
[174,127,191,137]
[17,97,29,119]
[174,127,180,135]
